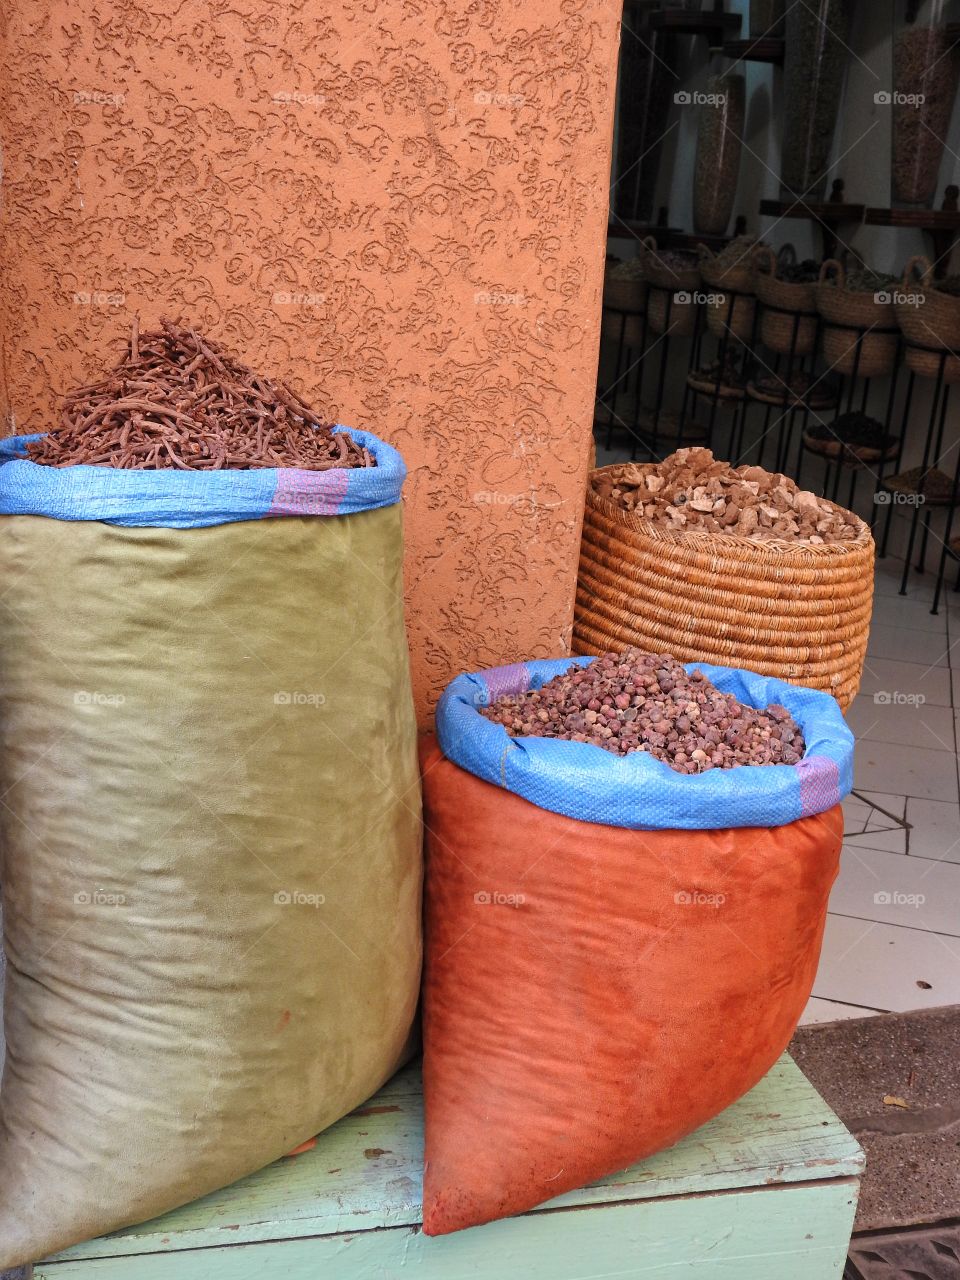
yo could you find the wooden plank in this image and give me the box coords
[37,1180,860,1280]
[47,1054,863,1263]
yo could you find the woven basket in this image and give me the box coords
[817,259,898,377]
[802,429,899,464]
[603,270,648,315]
[754,245,818,354]
[698,244,756,340]
[574,463,875,711]
[601,306,645,349]
[896,255,960,379]
[647,286,698,336]
[904,344,960,382]
[645,239,700,336]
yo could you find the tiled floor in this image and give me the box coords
[800,554,960,1025]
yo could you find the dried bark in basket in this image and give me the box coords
[574,463,875,711]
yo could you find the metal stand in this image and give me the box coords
[794,326,902,511]
[876,347,954,596]
[678,283,756,457]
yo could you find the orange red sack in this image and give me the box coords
[420,657,852,1235]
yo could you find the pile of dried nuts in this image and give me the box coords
[608,256,646,281]
[776,254,820,284]
[708,235,761,271]
[844,266,898,294]
[27,320,374,472]
[592,448,861,543]
[807,411,893,450]
[479,648,806,771]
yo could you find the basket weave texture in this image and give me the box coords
[817,258,898,377]
[574,463,875,710]
[754,246,818,354]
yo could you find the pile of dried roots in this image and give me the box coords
[26,320,373,471]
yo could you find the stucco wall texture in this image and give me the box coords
[0,1,620,719]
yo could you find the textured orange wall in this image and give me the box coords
[0,1,619,719]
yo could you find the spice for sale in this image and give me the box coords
[775,254,820,284]
[609,257,647,281]
[593,448,860,543]
[708,234,762,273]
[781,0,851,199]
[807,411,892,449]
[479,648,806,771]
[647,247,700,279]
[885,466,960,503]
[693,75,745,237]
[26,319,374,471]
[842,266,898,294]
[892,24,960,207]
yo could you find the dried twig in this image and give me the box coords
[27,319,373,472]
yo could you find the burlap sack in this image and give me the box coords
[0,502,421,1266]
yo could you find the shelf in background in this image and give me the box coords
[668,231,736,251]
[722,36,784,65]
[608,220,682,244]
[865,191,960,277]
[649,8,741,38]
[759,198,865,223]
[759,191,864,260]
[864,207,960,231]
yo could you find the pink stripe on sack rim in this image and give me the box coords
[268,468,350,517]
[795,755,841,817]
[480,662,533,703]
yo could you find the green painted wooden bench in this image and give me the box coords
[36,1054,863,1279]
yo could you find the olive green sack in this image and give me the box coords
[0,507,422,1267]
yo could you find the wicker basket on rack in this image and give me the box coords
[574,463,875,711]
[817,259,898,378]
[698,244,756,340]
[754,245,818,354]
[645,238,700,336]
[601,306,645,349]
[896,255,960,382]
[802,429,899,465]
[603,262,648,315]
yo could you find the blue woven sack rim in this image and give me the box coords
[435,655,854,830]
[0,426,404,528]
